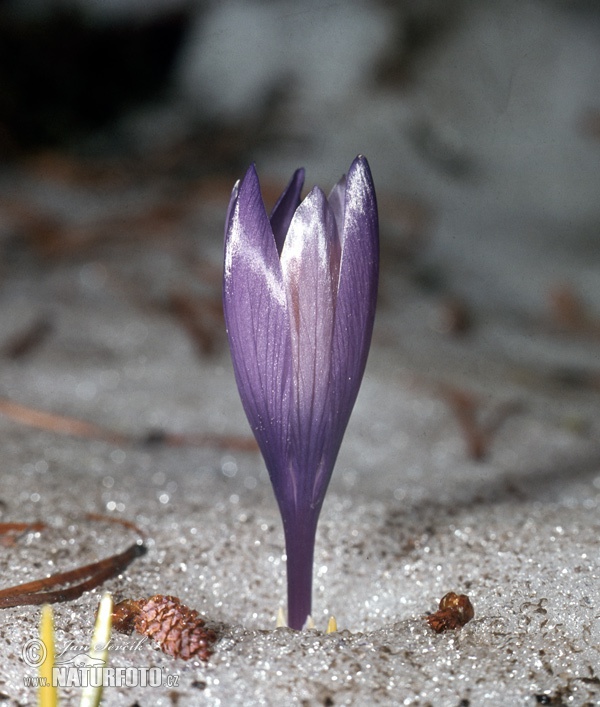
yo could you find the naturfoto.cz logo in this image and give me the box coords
[22,638,180,688]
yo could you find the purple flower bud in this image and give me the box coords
[223,156,379,629]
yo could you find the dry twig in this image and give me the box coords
[0,396,256,451]
[437,383,520,461]
[0,542,146,608]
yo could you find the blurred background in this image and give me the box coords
[0,0,599,447]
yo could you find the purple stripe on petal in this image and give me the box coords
[223,165,293,486]
[269,168,305,255]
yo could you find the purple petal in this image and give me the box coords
[269,168,305,255]
[280,186,340,505]
[324,156,379,492]
[223,164,293,481]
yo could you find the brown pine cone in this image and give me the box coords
[426,591,475,633]
[113,594,217,661]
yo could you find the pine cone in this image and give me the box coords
[426,592,474,633]
[113,595,217,661]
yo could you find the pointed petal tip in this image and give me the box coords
[240,162,260,190]
[284,167,305,199]
[225,164,262,241]
[226,162,268,239]
[269,166,306,253]
[349,154,373,180]
[229,164,261,211]
[345,155,377,219]
[303,183,328,206]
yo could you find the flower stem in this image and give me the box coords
[282,511,319,630]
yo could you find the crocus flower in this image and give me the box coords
[223,156,378,630]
